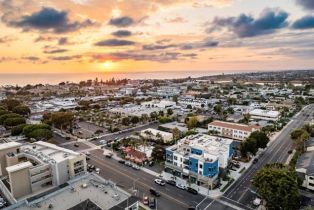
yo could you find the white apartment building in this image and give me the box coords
[249,109,280,122]
[178,97,208,108]
[0,141,86,200]
[208,120,260,141]
[156,86,181,97]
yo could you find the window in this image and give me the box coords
[174,156,177,160]
[199,164,203,169]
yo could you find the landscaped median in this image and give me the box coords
[221,178,235,192]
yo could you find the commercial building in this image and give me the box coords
[6,173,139,210]
[0,141,87,200]
[208,121,260,141]
[249,109,280,122]
[140,128,173,143]
[165,134,233,188]
[178,97,208,109]
[296,138,314,191]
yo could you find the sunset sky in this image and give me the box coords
[0,0,314,74]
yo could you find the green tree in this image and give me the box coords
[121,117,130,126]
[51,111,74,130]
[239,138,257,158]
[187,116,198,130]
[12,105,31,116]
[11,124,27,136]
[252,163,300,210]
[4,117,26,127]
[0,99,21,111]
[214,104,222,115]
[172,127,181,141]
[131,116,140,124]
[23,124,52,141]
[151,145,165,161]
[0,113,23,125]
[167,108,173,116]
[249,131,269,149]
[187,104,192,109]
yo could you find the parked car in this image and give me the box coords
[288,150,293,154]
[149,198,156,209]
[143,196,149,205]
[187,207,196,210]
[132,164,140,170]
[125,162,132,167]
[154,179,165,186]
[149,188,161,197]
[166,180,176,186]
[253,158,258,164]
[118,160,125,164]
[74,143,79,147]
[105,153,113,158]
[148,161,154,167]
[176,183,186,190]
[95,168,100,174]
[187,187,198,195]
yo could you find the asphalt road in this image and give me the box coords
[223,104,314,209]
[88,149,236,210]
[91,121,160,145]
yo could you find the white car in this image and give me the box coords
[132,164,140,170]
[154,179,165,186]
[176,183,186,190]
[253,198,261,206]
[95,168,100,174]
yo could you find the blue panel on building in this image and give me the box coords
[191,147,203,155]
[189,157,198,173]
[229,145,233,158]
[203,160,218,178]
[166,149,173,162]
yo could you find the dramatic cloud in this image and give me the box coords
[34,36,58,42]
[165,17,187,23]
[44,49,68,54]
[111,30,132,37]
[292,15,314,29]
[108,16,134,27]
[92,51,198,63]
[94,39,135,46]
[9,7,95,33]
[207,8,289,38]
[0,36,17,44]
[295,0,314,10]
[49,55,81,61]
[142,44,177,50]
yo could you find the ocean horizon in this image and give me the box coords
[0,70,251,86]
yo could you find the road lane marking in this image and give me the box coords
[90,154,189,208]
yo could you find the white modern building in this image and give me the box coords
[249,109,280,122]
[208,120,260,141]
[0,141,87,200]
[165,134,233,188]
[178,97,208,108]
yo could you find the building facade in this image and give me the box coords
[0,141,87,200]
[165,134,233,188]
[208,120,260,141]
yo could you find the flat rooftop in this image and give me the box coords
[11,173,136,210]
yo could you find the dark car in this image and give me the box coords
[187,187,198,195]
[188,207,196,210]
[149,161,154,167]
[288,150,293,154]
[166,180,176,186]
[118,160,125,164]
[149,198,156,209]
[149,188,161,197]
[253,158,258,164]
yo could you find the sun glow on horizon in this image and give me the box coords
[101,60,114,70]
